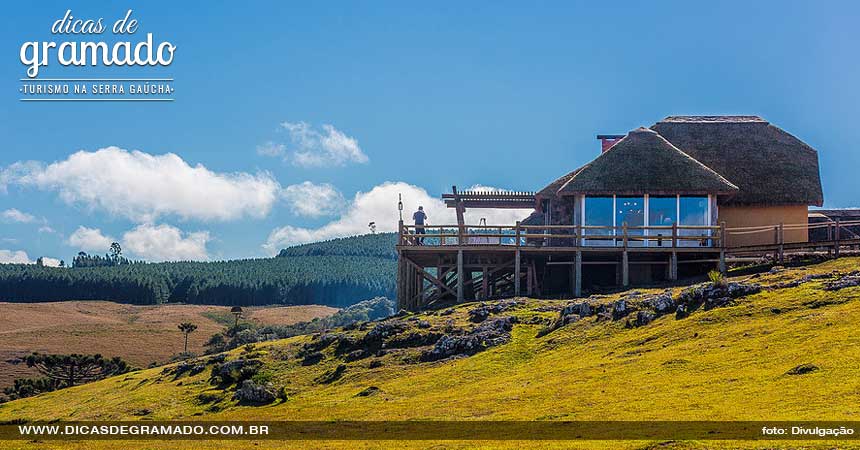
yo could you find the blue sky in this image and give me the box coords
[1,0,858,263]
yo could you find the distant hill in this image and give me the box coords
[0,234,397,307]
[277,233,397,259]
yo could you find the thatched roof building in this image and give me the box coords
[651,116,823,206]
[541,127,738,197]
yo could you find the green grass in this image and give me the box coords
[2,257,859,449]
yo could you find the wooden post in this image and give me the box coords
[456,250,464,303]
[526,264,533,296]
[719,221,726,249]
[452,186,466,244]
[622,222,628,248]
[482,266,489,300]
[515,221,521,247]
[777,222,785,264]
[719,222,727,274]
[514,249,521,296]
[398,220,404,245]
[835,218,841,258]
[574,250,582,297]
[396,253,405,310]
[622,251,629,287]
[669,251,678,281]
[672,223,678,248]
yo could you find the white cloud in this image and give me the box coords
[68,226,116,252]
[1,208,37,223]
[0,249,31,264]
[281,181,345,218]
[263,182,532,253]
[38,226,56,234]
[0,250,61,266]
[280,122,368,168]
[256,141,286,157]
[6,147,281,223]
[40,257,62,267]
[122,223,210,262]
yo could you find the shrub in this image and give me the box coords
[708,270,726,287]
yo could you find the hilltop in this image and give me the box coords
[1,258,859,449]
[0,234,396,307]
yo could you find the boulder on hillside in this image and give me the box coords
[234,379,277,405]
[421,316,516,361]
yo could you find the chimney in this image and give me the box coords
[596,134,625,153]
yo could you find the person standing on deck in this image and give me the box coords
[413,206,427,245]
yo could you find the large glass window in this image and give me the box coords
[584,196,613,246]
[648,196,676,247]
[615,196,644,246]
[679,196,709,247]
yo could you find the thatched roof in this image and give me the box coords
[651,116,823,206]
[541,127,738,196]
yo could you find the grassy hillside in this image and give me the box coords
[1,258,859,449]
[0,234,396,306]
[0,302,337,390]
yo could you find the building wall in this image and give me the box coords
[719,204,809,247]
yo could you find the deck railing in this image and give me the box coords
[398,221,724,248]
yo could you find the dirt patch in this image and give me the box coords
[0,301,335,389]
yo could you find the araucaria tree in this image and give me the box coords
[24,353,130,387]
[178,322,198,353]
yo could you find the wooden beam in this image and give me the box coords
[403,256,457,299]
[574,250,582,297]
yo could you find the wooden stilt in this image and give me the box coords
[514,249,521,297]
[481,266,488,300]
[669,251,678,281]
[574,250,582,297]
[456,250,464,303]
[526,264,533,296]
[622,251,629,287]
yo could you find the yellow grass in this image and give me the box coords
[1,258,859,449]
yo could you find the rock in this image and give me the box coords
[611,299,631,320]
[440,309,455,316]
[675,304,689,319]
[368,359,383,369]
[362,321,409,348]
[634,311,655,327]
[704,297,733,310]
[301,351,324,366]
[417,320,431,329]
[727,282,761,298]
[212,358,263,384]
[769,266,785,274]
[421,316,515,361]
[343,349,368,362]
[823,273,860,291]
[468,307,490,323]
[385,331,443,349]
[644,292,675,314]
[561,302,592,318]
[354,386,381,397]
[316,364,347,384]
[234,380,277,405]
[786,363,819,376]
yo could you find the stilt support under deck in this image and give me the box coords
[456,250,464,302]
[622,251,629,287]
[574,250,582,297]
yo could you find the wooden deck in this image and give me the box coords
[395,218,860,311]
